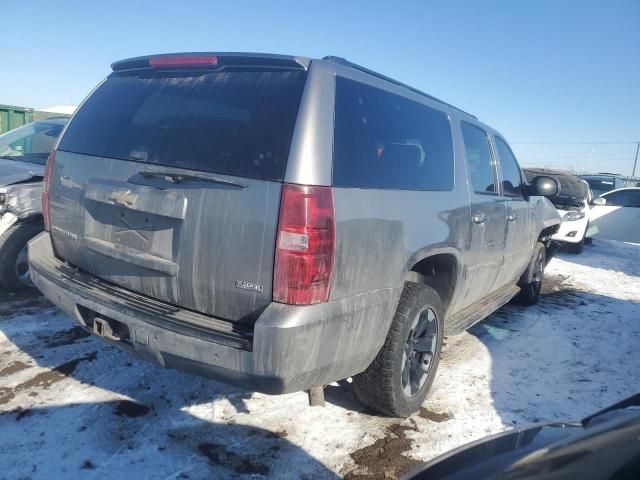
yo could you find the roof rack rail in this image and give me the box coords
[323,56,477,119]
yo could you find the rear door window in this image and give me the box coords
[58,70,307,181]
[333,77,454,191]
[461,122,497,194]
[494,136,524,196]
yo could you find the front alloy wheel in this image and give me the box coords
[515,241,546,305]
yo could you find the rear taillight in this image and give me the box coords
[42,151,55,232]
[274,184,335,305]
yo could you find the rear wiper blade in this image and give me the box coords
[140,169,247,189]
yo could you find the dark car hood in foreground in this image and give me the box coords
[524,168,589,207]
[0,158,44,187]
[405,394,640,480]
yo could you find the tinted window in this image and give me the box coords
[461,123,496,194]
[494,137,524,196]
[602,190,640,207]
[59,70,307,181]
[333,78,454,190]
[0,121,64,165]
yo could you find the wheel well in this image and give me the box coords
[407,254,457,313]
[538,225,559,241]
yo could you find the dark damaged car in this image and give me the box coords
[0,118,67,290]
[524,168,593,254]
[29,53,561,416]
[405,394,640,479]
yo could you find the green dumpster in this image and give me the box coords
[0,104,34,135]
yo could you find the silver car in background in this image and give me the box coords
[29,53,560,416]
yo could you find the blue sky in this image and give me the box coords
[3,0,639,173]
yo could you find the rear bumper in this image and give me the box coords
[29,232,399,394]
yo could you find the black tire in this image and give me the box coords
[567,237,584,254]
[0,220,43,291]
[514,242,546,306]
[352,283,444,417]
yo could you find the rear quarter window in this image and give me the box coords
[58,69,307,181]
[333,77,454,191]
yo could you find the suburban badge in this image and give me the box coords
[236,280,264,293]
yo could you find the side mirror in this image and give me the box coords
[591,197,606,206]
[529,175,559,197]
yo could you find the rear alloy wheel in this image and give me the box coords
[514,242,546,305]
[352,283,444,417]
[402,308,438,397]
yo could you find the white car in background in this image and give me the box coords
[524,169,592,254]
[588,187,640,244]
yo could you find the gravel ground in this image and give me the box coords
[1,239,638,479]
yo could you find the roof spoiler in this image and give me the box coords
[112,52,311,72]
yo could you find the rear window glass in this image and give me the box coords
[581,177,617,193]
[58,70,307,181]
[333,77,454,191]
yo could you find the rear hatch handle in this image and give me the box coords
[139,169,247,189]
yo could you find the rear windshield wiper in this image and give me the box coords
[140,169,247,189]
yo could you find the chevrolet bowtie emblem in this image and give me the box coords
[108,189,139,207]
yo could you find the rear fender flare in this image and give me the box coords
[402,246,462,314]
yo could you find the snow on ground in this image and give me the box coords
[0,239,638,479]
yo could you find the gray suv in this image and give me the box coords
[29,53,561,416]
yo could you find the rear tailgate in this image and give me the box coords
[48,56,307,324]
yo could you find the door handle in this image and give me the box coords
[507,214,518,222]
[472,213,488,225]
